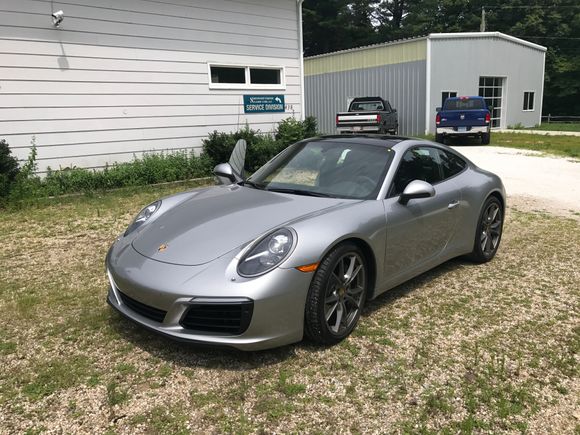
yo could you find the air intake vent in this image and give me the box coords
[118,291,167,323]
[180,301,253,335]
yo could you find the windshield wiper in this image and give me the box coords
[266,188,336,198]
[241,180,266,190]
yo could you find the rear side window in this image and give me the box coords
[443,98,485,110]
[350,101,384,111]
[437,150,467,179]
[391,147,442,196]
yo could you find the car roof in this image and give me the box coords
[446,96,485,101]
[312,134,408,148]
[351,96,384,102]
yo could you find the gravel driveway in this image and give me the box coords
[452,145,580,218]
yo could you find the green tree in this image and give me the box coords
[303,0,580,115]
[303,0,379,56]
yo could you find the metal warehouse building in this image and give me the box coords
[305,32,546,135]
[0,0,304,173]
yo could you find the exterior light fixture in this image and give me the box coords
[52,10,64,27]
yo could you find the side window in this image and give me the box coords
[391,147,442,196]
[437,150,467,180]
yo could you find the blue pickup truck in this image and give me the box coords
[435,96,491,144]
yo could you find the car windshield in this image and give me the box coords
[443,98,485,110]
[246,140,394,200]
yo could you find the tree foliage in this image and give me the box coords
[303,0,580,115]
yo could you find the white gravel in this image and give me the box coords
[452,146,580,217]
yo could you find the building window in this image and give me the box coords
[441,91,457,106]
[478,76,504,128]
[209,64,284,89]
[523,91,535,111]
[250,68,281,85]
[210,66,245,84]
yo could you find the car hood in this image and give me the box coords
[131,185,350,266]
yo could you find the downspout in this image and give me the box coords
[297,0,305,120]
[425,35,432,134]
[538,50,546,127]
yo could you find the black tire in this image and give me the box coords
[304,243,368,345]
[468,196,504,263]
[391,126,399,135]
[481,132,491,145]
[435,133,444,144]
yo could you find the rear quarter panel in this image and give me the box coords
[453,164,506,255]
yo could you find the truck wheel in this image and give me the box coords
[482,132,490,145]
[391,126,398,135]
[435,133,444,144]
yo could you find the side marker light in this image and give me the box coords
[296,263,319,273]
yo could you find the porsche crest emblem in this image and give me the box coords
[158,244,168,253]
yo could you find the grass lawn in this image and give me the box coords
[1,183,578,433]
[491,132,580,158]
[424,132,580,158]
[530,122,580,132]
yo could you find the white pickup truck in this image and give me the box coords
[336,97,398,135]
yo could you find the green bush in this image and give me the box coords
[3,148,213,204]
[0,139,20,200]
[202,117,319,173]
[2,115,319,204]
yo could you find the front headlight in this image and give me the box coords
[124,200,161,236]
[238,228,295,277]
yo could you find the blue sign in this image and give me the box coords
[244,95,285,113]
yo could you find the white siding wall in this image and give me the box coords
[0,0,302,172]
[428,35,545,132]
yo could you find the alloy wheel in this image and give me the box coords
[480,202,502,256]
[324,253,366,335]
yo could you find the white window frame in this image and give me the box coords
[523,90,535,112]
[441,90,457,107]
[478,76,507,129]
[208,63,286,90]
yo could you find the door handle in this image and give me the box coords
[448,200,460,209]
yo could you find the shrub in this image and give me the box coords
[2,115,319,204]
[0,139,20,200]
[202,117,319,173]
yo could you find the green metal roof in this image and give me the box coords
[305,38,427,76]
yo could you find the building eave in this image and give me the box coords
[428,32,547,52]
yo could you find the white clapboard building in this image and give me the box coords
[0,0,304,172]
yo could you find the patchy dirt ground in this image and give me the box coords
[0,182,578,434]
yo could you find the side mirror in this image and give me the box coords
[214,163,237,185]
[436,107,442,113]
[399,180,435,205]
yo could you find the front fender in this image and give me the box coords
[281,200,386,289]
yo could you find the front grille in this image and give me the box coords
[118,291,167,323]
[180,301,254,335]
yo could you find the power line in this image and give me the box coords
[483,5,580,8]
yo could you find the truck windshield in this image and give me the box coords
[350,101,384,111]
[444,98,485,110]
[246,140,394,200]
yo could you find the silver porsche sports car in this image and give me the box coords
[106,135,505,350]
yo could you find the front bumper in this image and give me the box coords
[105,239,314,351]
[436,126,489,135]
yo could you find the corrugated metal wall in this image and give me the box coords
[0,0,302,172]
[305,60,426,135]
[428,35,545,132]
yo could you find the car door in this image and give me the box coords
[383,100,396,131]
[382,146,462,281]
